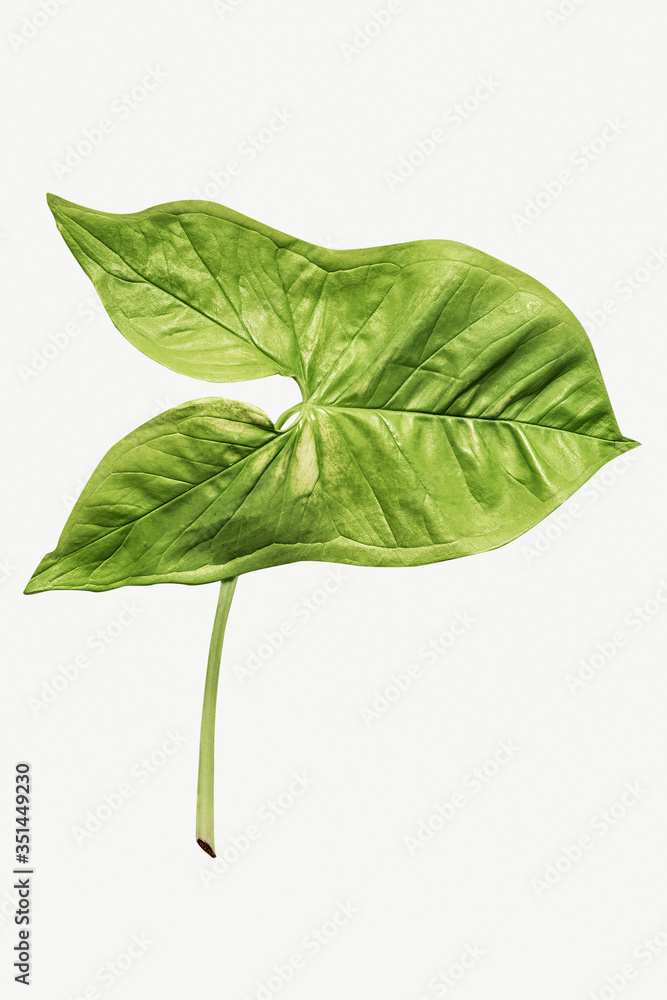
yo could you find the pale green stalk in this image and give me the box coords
[196,577,238,857]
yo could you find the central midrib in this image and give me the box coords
[292,404,628,446]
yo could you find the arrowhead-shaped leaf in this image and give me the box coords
[26,198,638,592]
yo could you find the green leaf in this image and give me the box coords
[26,198,638,593]
[46,194,310,385]
[25,398,281,591]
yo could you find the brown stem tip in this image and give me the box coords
[197,838,216,858]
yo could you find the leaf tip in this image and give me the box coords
[46,192,79,223]
[46,191,65,211]
[24,561,54,595]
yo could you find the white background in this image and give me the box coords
[2,1,666,997]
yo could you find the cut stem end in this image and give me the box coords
[197,838,216,858]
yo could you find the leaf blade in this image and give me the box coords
[47,194,308,384]
[25,400,638,593]
[29,200,638,592]
[25,398,287,592]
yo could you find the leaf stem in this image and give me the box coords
[196,576,238,857]
[275,402,305,431]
